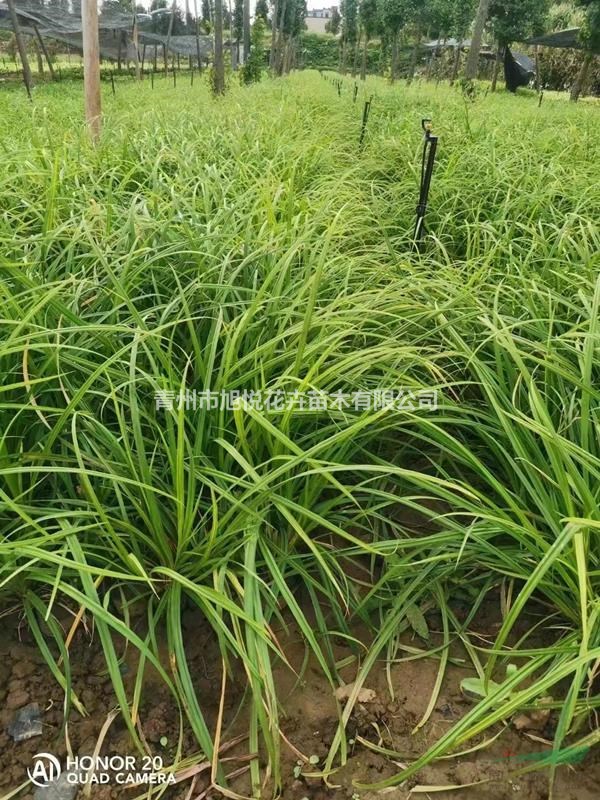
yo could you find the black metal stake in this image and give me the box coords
[111,72,115,95]
[538,91,544,107]
[191,68,194,86]
[358,96,372,150]
[353,82,358,103]
[414,119,439,250]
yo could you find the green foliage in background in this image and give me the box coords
[300,31,384,71]
[240,19,267,83]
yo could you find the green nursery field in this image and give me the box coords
[0,72,599,798]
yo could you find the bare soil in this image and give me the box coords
[1,598,598,800]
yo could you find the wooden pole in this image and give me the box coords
[269,0,278,71]
[165,0,177,77]
[34,25,56,80]
[32,37,44,77]
[132,12,141,80]
[6,0,33,98]
[228,0,235,70]
[450,39,462,85]
[491,42,503,92]
[243,0,250,64]
[81,0,102,143]
[213,0,225,94]
[193,0,202,71]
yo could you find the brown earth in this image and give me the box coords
[0,599,598,800]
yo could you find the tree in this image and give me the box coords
[243,0,251,62]
[488,0,549,90]
[449,0,476,83]
[378,0,404,81]
[430,0,455,40]
[240,17,266,82]
[150,0,170,34]
[325,5,341,35]
[464,0,492,79]
[233,0,243,61]
[340,0,358,73]
[270,0,306,75]
[201,0,213,31]
[255,0,270,26]
[281,0,306,73]
[101,0,135,13]
[571,0,600,99]
[269,0,281,71]
[359,0,378,79]
[212,0,225,93]
[184,0,193,31]
[404,0,434,83]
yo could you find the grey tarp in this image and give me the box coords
[526,29,586,51]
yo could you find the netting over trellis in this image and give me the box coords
[526,28,586,51]
[0,3,212,62]
[138,32,212,58]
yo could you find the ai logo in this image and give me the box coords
[27,753,62,788]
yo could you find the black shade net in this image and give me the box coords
[0,3,212,62]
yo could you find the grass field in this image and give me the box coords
[0,71,599,798]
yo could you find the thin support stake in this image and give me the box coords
[358,96,372,150]
[414,119,438,250]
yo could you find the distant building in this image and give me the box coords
[305,6,338,35]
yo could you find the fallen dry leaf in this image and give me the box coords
[334,682,377,703]
[513,708,551,732]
